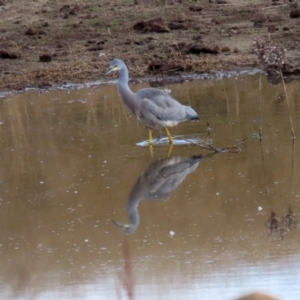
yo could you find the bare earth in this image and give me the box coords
[0,0,300,91]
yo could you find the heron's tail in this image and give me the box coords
[185,106,200,121]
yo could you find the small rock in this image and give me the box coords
[0,0,5,6]
[170,41,187,52]
[217,0,227,3]
[176,13,187,22]
[123,39,131,45]
[252,15,267,27]
[134,40,143,45]
[268,25,278,33]
[290,9,300,18]
[212,17,222,24]
[39,54,52,62]
[60,4,80,18]
[221,46,230,52]
[86,40,105,46]
[187,43,220,54]
[192,34,202,41]
[148,62,185,74]
[25,27,46,35]
[272,0,281,4]
[133,18,170,33]
[133,20,148,31]
[148,44,155,50]
[60,4,70,13]
[70,4,80,15]
[87,44,104,51]
[40,8,50,13]
[168,21,187,30]
[234,47,239,53]
[268,15,283,22]
[189,5,202,12]
[282,26,290,31]
[0,49,21,59]
[37,82,52,88]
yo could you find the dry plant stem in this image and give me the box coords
[291,136,295,194]
[280,71,296,140]
[177,137,241,153]
[259,133,270,196]
[257,73,269,194]
[258,72,263,141]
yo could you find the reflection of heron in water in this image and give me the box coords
[112,153,215,234]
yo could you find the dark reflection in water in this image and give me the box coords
[267,72,300,85]
[112,153,216,234]
[266,207,298,239]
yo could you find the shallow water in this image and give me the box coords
[0,73,300,300]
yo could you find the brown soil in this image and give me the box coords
[1,0,300,91]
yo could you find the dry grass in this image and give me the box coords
[1,0,300,90]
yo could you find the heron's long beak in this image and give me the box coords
[111,219,129,230]
[105,66,118,76]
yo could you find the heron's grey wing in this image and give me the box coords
[136,88,173,109]
[160,161,199,177]
[142,96,186,121]
[146,157,201,197]
[136,88,187,121]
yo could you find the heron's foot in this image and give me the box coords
[168,135,173,144]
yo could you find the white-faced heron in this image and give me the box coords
[105,59,200,145]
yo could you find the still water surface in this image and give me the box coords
[0,73,300,300]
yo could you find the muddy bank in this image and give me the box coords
[1,0,300,91]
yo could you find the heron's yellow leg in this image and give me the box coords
[167,143,173,158]
[149,145,154,159]
[148,129,153,146]
[165,128,173,144]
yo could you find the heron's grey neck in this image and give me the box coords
[125,185,145,233]
[117,66,130,93]
[117,67,137,112]
[118,66,129,83]
[127,198,140,231]
[128,206,140,232]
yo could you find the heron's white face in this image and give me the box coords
[105,63,120,75]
